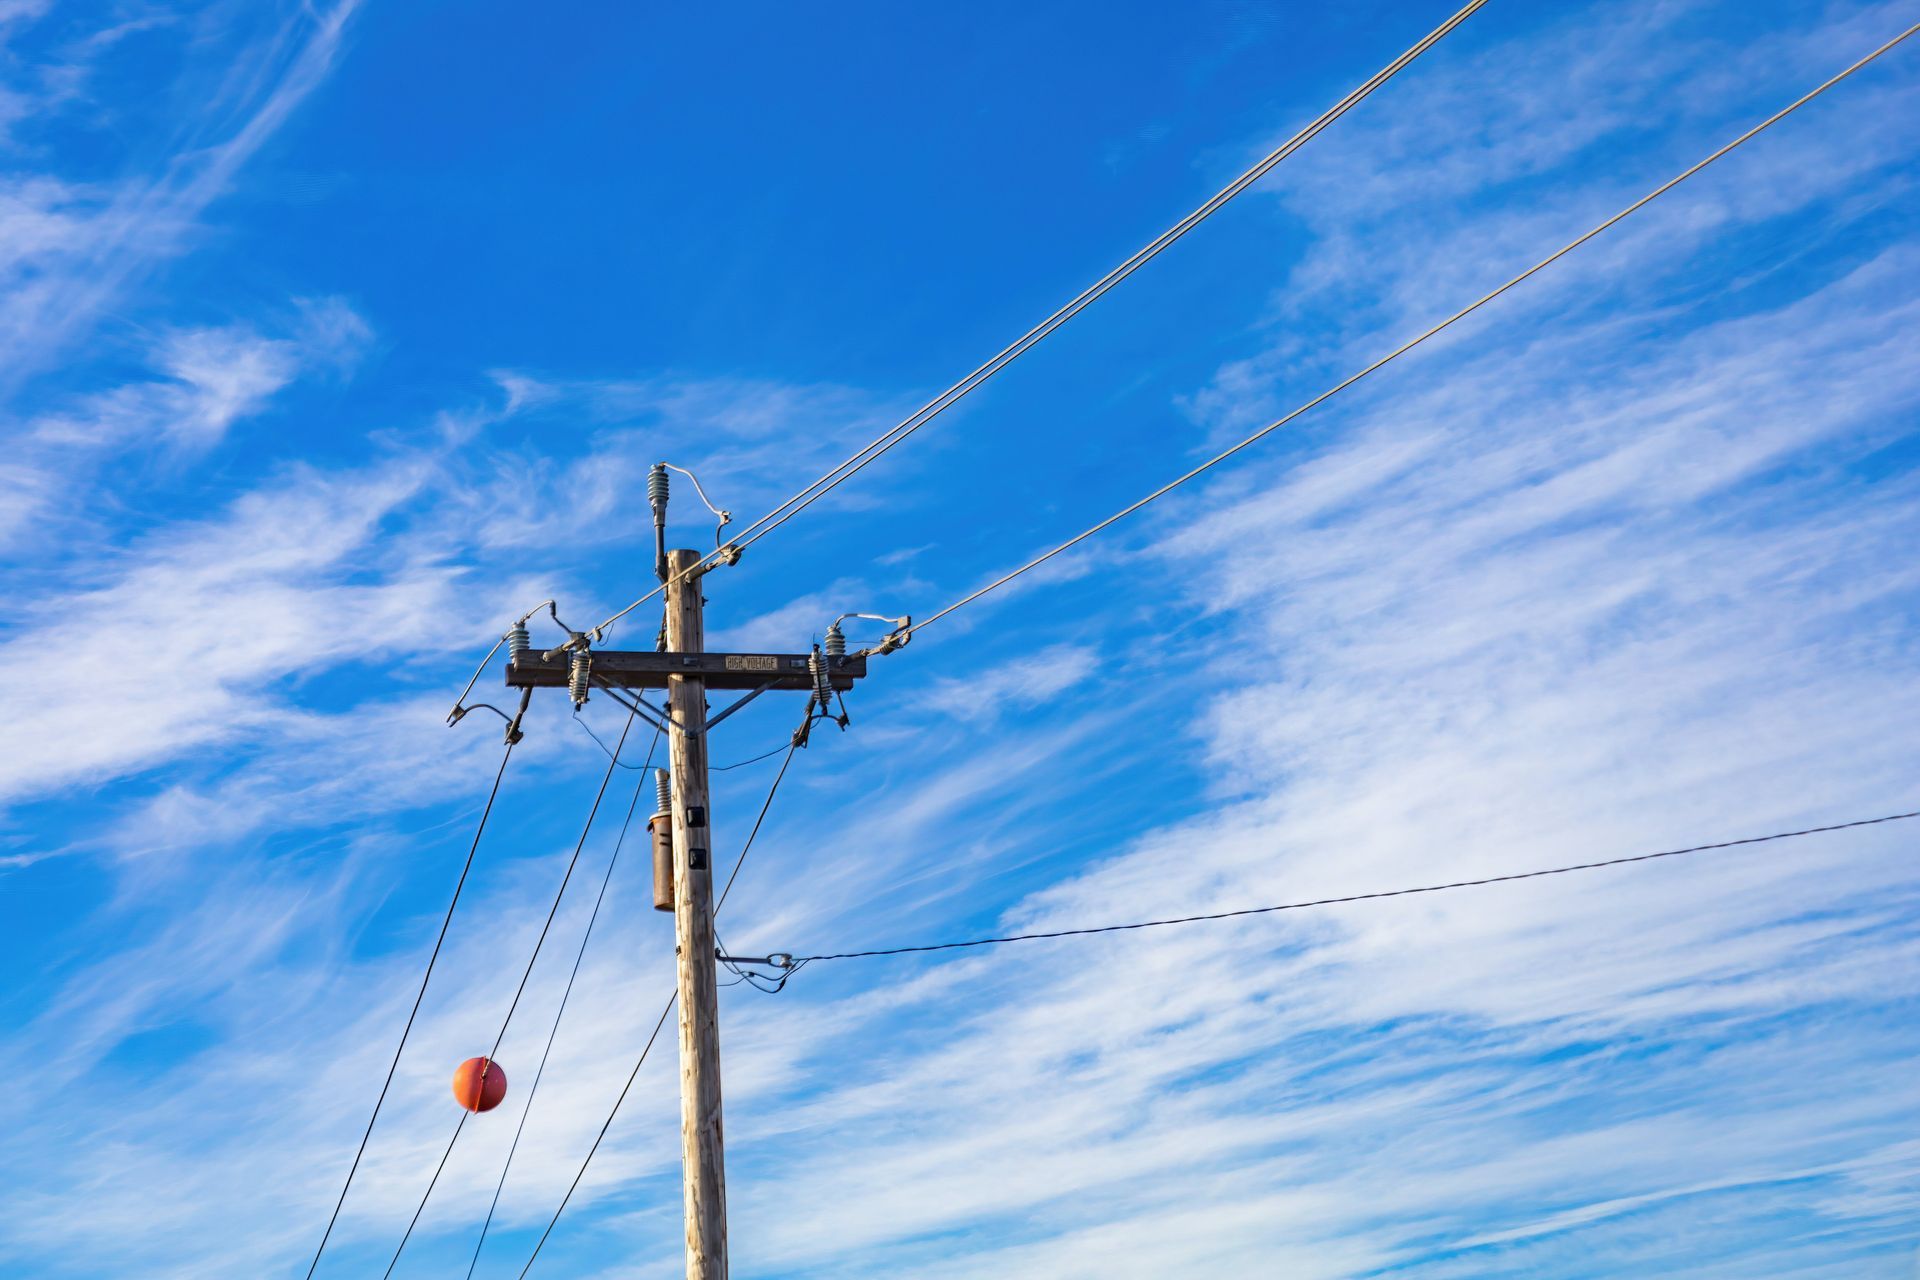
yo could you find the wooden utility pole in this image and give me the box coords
[664,547,727,1278]
[502,536,873,1278]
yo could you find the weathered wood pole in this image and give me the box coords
[664,548,726,1279]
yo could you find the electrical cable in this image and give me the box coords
[662,462,734,549]
[573,709,653,769]
[301,740,518,1280]
[511,993,675,1280]
[711,741,791,772]
[465,730,662,1279]
[892,20,1920,643]
[715,931,807,993]
[380,706,639,1277]
[449,635,510,722]
[380,1111,468,1280]
[791,809,1920,962]
[713,1,1489,560]
[582,0,1488,644]
[448,600,557,724]
[717,732,803,911]
[513,720,810,1277]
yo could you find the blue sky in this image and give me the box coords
[2,1,1919,1276]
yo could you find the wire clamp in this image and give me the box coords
[714,950,793,969]
[827,612,909,659]
[503,687,533,744]
[446,689,531,745]
[872,618,912,656]
[715,947,804,992]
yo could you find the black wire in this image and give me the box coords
[711,742,789,772]
[302,740,517,1280]
[380,1111,467,1279]
[713,703,840,776]
[516,807,1919,1272]
[513,993,676,1280]
[715,962,803,992]
[718,734,803,910]
[514,721,810,1276]
[572,709,651,769]
[466,729,661,1279]
[793,810,1920,963]
[715,927,802,994]
[382,706,638,1275]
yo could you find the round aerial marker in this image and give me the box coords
[452,1056,508,1113]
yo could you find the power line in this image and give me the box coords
[718,732,804,911]
[789,809,1920,962]
[513,724,810,1277]
[712,741,791,772]
[467,729,663,1279]
[382,706,639,1276]
[582,0,1489,644]
[302,741,518,1280]
[713,0,1490,561]
[892,19,1920,643]
[716,931,808,993]
[381,1110,469,1280]
[513,993,675,1280]
[573,708,653,769]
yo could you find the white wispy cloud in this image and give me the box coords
[913,641,1099,723]
[0,0,363,391]
[24,297,365,453]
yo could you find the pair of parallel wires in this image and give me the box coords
[578,0,1492,647]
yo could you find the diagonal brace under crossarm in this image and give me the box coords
[591,674,693,737]
[700,678,781,735]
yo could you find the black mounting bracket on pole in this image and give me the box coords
[715,950,793,970]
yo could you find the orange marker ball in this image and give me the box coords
[452,1056,508,1113]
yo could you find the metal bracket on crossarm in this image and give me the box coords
[590,672,786,737]
[700,677,783,735]
[589,675,695,738]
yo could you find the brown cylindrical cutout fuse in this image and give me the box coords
[650,767,674,912]
[650,815,676,911]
